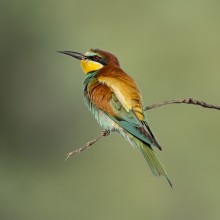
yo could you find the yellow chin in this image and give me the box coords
[80,60,104,74]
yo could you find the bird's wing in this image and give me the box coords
[109,93,161,148]
[98,71,145,121]
[87,72,161,149]
[87,76,141,126]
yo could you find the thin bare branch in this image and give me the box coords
[66,98,219,159]
[144,98,220,111]
[65,130,110,161]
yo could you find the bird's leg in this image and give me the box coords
[65,130,110,161]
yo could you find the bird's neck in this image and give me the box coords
[85,70,98,79]
[83,70,99,89]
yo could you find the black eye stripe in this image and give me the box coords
[93,55,99,61]
[87,55,107,66]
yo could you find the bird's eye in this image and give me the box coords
[93,55,99,61]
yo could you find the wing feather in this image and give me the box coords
[87,67,161,149]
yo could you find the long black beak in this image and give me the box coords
[57,51,86,60]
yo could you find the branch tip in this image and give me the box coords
[65,130,110,161]
[144,98,220,111]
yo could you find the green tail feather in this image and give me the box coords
[140,144,173,188]
[128,134,172,187]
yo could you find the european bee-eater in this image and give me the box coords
[59,49,172,187]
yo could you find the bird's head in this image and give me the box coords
[58,49,119,74]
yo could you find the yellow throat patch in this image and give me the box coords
[80,59,104,74]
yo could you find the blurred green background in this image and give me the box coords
[1,0,220,219]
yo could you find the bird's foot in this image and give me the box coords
[101,129,110,136]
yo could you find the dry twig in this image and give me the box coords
[66,97,220,159]
[65,130,110,161]
[144,98,220,111]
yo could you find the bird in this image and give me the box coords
[59,49,172,187]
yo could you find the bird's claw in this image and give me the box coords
[101,130,110,136]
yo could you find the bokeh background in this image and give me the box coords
[1,0,220,219]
